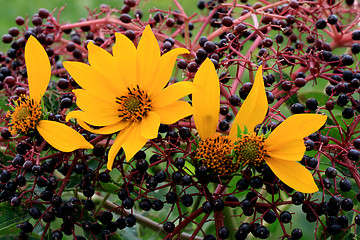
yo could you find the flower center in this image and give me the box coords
[234,132,266,166]
[116,86,152,122]
[7,95,42,135]
[196,134,239,175]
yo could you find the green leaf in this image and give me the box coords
[97,182,119,194]
[42,91,60,114]
[0,203,31,232]
[236,123,242,138]
[0,98,11,112]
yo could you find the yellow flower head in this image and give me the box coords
[6,36,93,152]
[65,25,193,170]
[193,58,327,193]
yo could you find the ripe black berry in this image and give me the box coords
[325,167,337,178]
[327,223,341,235]
[229,94,241,106]
[125,214,136,227]
[341,198,353,211]
[181,194,193,207]
[219,121,229,132]
[315,19,327,29]
[352,30,360,40]
[255,226,270,239]
[218,226,229,239]
[204,234,216,240]
[327,15,338,24]
[305,98,318,110]
[163,221,175,233]
[339,178,351,192]
[348,149,360,161]
[99,172,111,183]
[264,210,276,223]
[291,103,305,114]
[291,228,303,240]
[152,199,164,211]
[279,211,292,223]
[166,192,178,204]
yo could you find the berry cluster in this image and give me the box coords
[0,0,360,239]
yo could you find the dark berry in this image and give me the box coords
[352,30,360,40]
[256,226,270,239]
[229,95,241,106]
[120,14,131,23]
[339,178,351,192]
[341,198,353,211]
[279,211,292,223]
[221,17,233,27]
[181,194,193,207]
[202,201,213,213]
[165,192,177,204]
[291,228,303,240]
[29,206,42,219]
[327,15,338,24]
[325,167,337,178]
[99,172,111,183]
[315,19,327,29]
[218,226,229,239]
[327,224,341,235]
[348,149,360,161]
[125,214,136,227]
[152,199,164,211]
[163,221,175,233]
[306,98,318,110]
[204,234,216,240]
[264,210,276,224]
[342,108,354,119]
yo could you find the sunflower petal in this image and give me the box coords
[153,101,193,124]
[266,157,319,193]
[37,120,93,152]
[72,89,119,125]
[266,139,306,161]
[149,48,189,95]
[66,111,128,134]
[87,41,126,95]
[140,111,160,139]
[107,129,128,170]
[229,66,267,139]
[265,114,327,159]
[122,123,148,161]
[136,25,160,90]
[193,58,220,140]
[63,61,117,101]
[113,32,137,88]
[152,81,194,108]
[25,36,51,103]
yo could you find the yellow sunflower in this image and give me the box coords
[6,36,93,152]
[65,25,193,170]
[193,58,327,193]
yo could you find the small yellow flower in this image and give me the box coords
[193,58,326,193]
[65,25,193,170]
[6,36,93,152]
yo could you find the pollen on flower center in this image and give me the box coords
[7,95,42,135]
[116,85,152,122]
[196,134,239,175]
[234,132,266,166]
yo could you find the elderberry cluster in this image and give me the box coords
[0,0,360,239]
